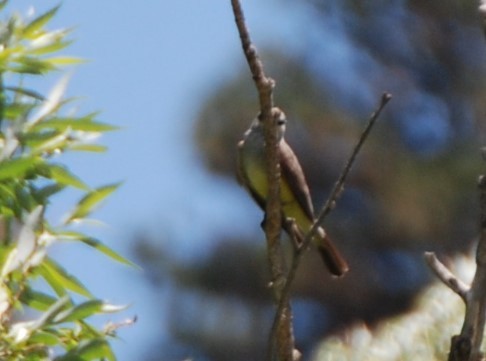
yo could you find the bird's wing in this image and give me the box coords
[236,140,267,210]
[279,139,315,220]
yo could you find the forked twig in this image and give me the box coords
[426,175,486,361]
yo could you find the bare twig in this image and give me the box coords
[424,252,469,302]
[308,92,392,246]
[231,1,295,360]
[231,0,275,115]
[270,92,392,349]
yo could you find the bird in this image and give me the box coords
[236,107,349,277]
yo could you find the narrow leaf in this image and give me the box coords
[4,86,45,101]
[67,183,119,222]
[58,339,115,361]
[54,299,104,323]
[29,128,69,154]
[11,56,56,74]
[20,288,56,311]
[28,35,72,56]
[53,231,137,267]
[48,165,90,191]
[79,237,138,268]
[0,183,15,200]
[0,157,38,181]
[34,183,66,201]
[22,5,61,38]
[45,56,85,66]
[35,263,67,297]
[32,295,70,329]
[39,258,92,298]
[28,330,60,346]
[33,117,117,132]
[69,144,107,153]
[78,339,115,361]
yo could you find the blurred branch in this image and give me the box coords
[230,1,296,360]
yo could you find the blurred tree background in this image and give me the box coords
[133,1,486,360]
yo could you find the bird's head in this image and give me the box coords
[254,107,286,141]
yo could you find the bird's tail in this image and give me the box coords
[316,227,349,277]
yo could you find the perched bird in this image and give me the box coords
[237,107,349,277]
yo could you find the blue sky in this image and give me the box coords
[4,1,304,359]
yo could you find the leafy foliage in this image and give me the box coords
[0,3,130,360]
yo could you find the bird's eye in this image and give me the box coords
[277,118,286,126]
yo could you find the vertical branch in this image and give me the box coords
[231,1,295,360]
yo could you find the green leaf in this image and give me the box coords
[11,56,56,74]
[78,339,115,361]
[15,184,38,211]
[20,288,56,311]
[67,183,119,222]
[0,157,38,181]
[80,237,138,268]
[0,205,14,217]
[22,5,61,39]
[28,330,60,347]
[35,263,66,297]
[4,86,45,101]
[29,129,69,154]
[4,101,36,121]
[28,38,72,56]
[54,299,104,323]
[45,56,85,66]
[80,236,135,267]
[48,165,90,191]
[69,144,107,153]
[38,258,92,298]
[32,295,71,329]
[34,183,66,201]
[57,339,115,361]
[33,116,118,132]
[20,129,59,148]
[53,230,137,268]
[0,182,16,200]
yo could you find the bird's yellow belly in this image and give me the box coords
[245,159,311,230]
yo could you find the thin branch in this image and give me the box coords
[424,252,469,302]
[270,92,391,346]
[309,92,392,243]
[231,0,274,115]
[231,1,295,360]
